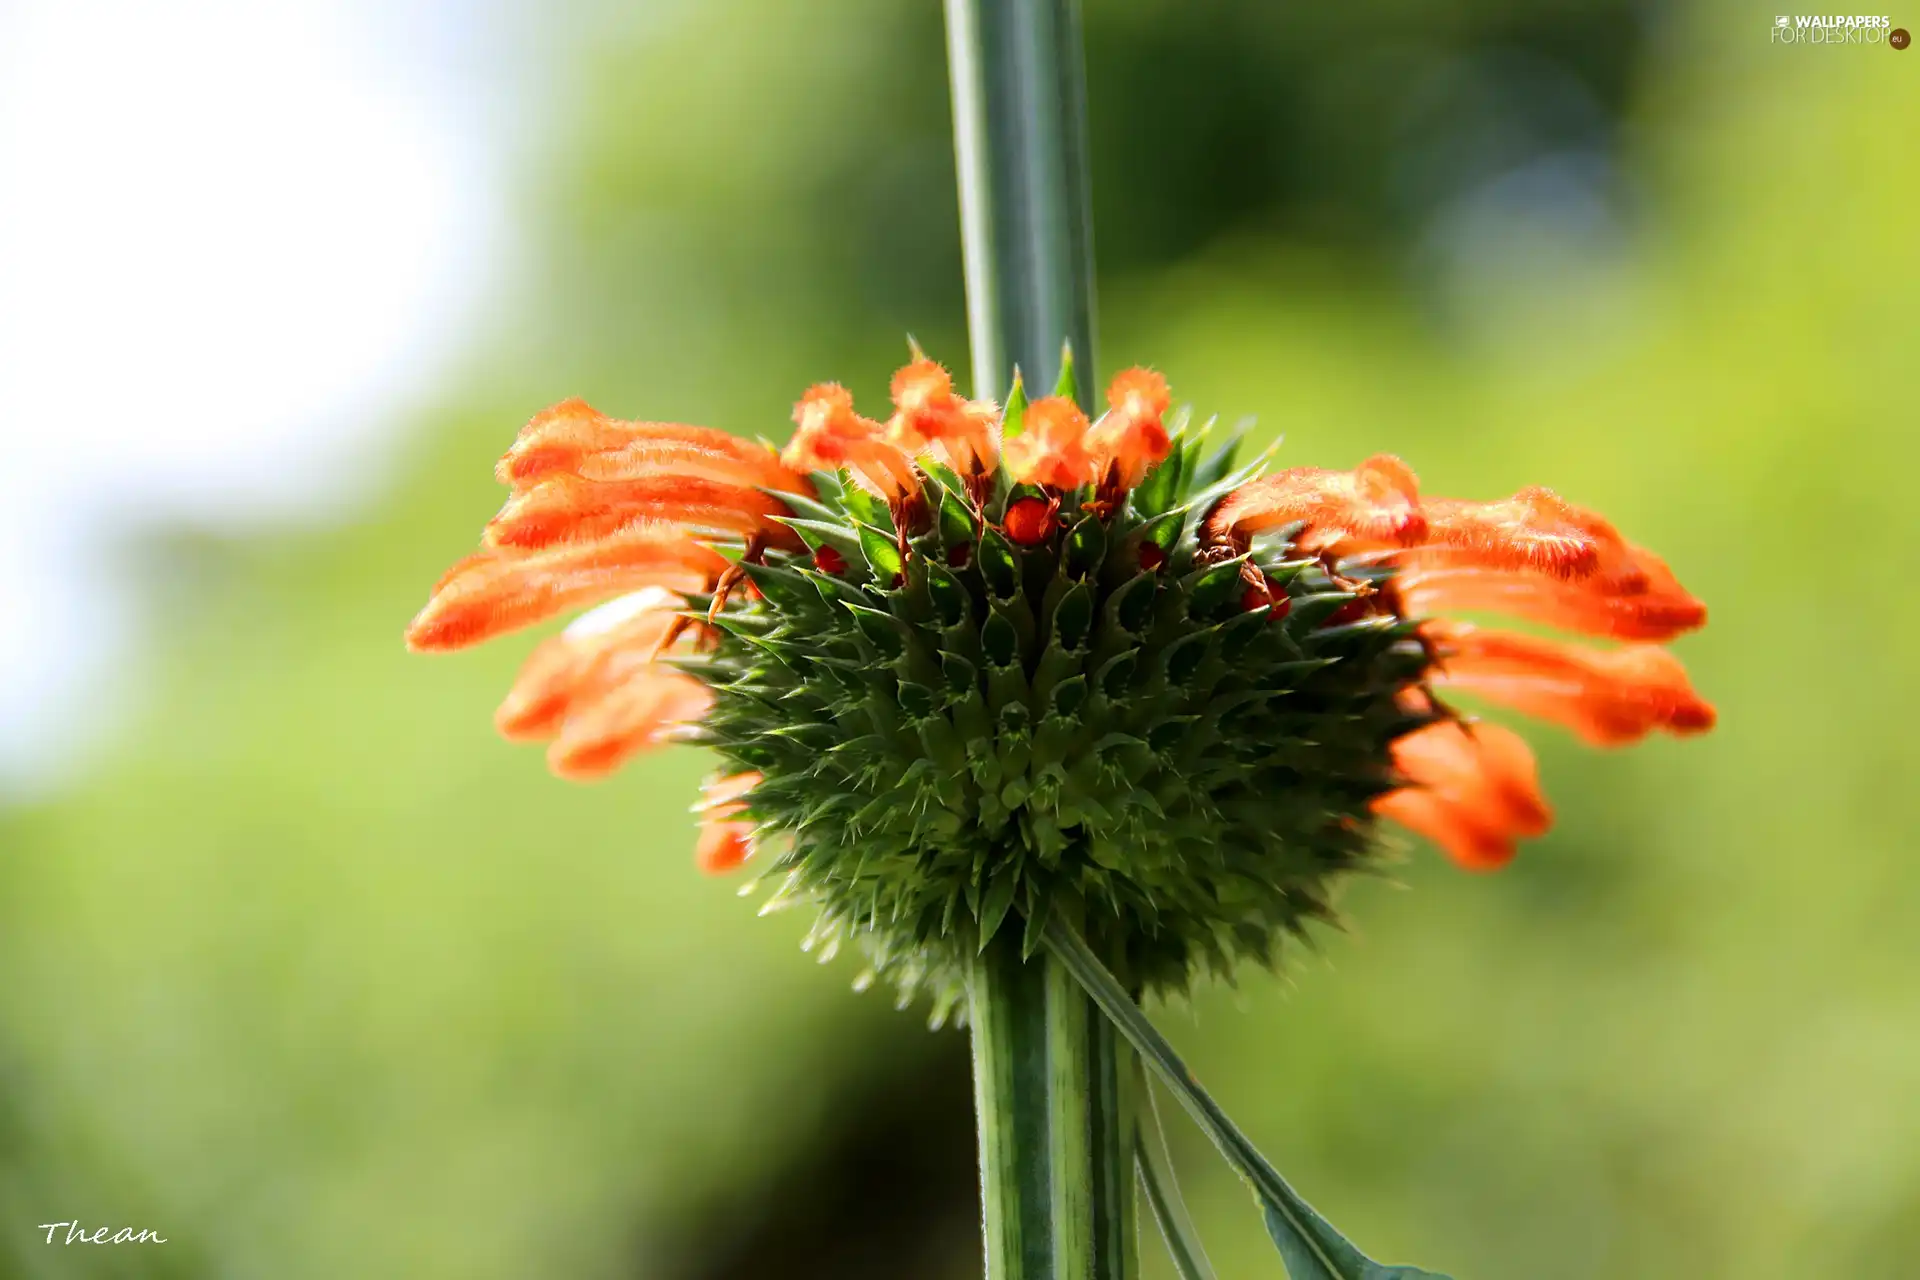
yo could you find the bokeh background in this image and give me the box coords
[2,0,1915,1275]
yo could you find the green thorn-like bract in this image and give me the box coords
[690,412,1437,1009]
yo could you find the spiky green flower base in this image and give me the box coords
[683,405,1435,1010]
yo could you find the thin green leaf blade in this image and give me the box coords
[1262,1204,1443,1280]
[1137,1081,1218,1280]
[1044,918,1452,1280]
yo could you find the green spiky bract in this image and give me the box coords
[679,383,1437,1017]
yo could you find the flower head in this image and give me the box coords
[407,355,1712,1004]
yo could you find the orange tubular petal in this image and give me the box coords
[1429,625,1716,746]
[485,472,803,552]
[694,771,764,873]
[1205,455,1427,555]
[1414,488,1627,581]
[493,587,686,741]
[696,817,756,873]
[886,359,1001,476]
[1086,368,1172,491]
[1002,396,1095,489]
[546,668,714,780]
[404,528,726,652]
[786,383,920,501]
[572,435,809,493]
[493,399,625,487]
[1398,552,1708,642]
[497,398,810,497]
[1374,721,1552,870]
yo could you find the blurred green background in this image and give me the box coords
[3,0,1916,1275]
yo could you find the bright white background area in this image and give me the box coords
[0,0,518,789]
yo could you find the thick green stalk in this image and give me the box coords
[970,928,1058,1279]
[943,0,1099,403]
[946,2,1123,1276]
[969,927,1137,1280]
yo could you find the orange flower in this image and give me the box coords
[405,392,823,863]
[887,358,1000,477]
[405,527,728,652]
[411,361,1713,899]
[1202,457,1712,869]
[1002,396,1096,489]
[1203,454,1428,556]
[483,399,809,557]
[1396,546,1706,641]
[1372,721,1551,871]
[487,473,803,552]
[693,771,763,873]
[493,586,696,737]
[1086,368,1173,492]
[547,666,714,781]
[785,383,921,503]
[495,399,806,493]
[1424,622,1716,747]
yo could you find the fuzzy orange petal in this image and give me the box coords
[493,588,686,740]
[405,528,725,652]
[1410,488,1631,582]
[887,359,1000,475]
[1374,720,1552,870]
[571,436,807,493]
[696,818,756,873]
[786,383,920,501]
[484,473,802,552]
[1086,368,1172,491]
[545,668,714,780]
[1397,554,1707,642]
[1428,624,1716,746]
[1205,455,1427,554]
[1002,396,1096,490]
[694,771,763,873]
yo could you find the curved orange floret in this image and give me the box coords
[493,587,688,741]
[1212,452,1713,869]
[1397,550,1707,642]
[486,472,803,552]
[1426,623,1716,746]
[1087,368,1173,492]
[405,528,727,653]
[786,383,921,502]
[887,358,1001,476]
[1003,396,1096,490]
[694,771,763,873]
[1373,721,1552,871]
[496,399,806,493]
[546,667,713,781]
[1205,454,1428,555]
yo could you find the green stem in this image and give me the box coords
[946,2,1119,1275]
[971,928,1055,1279]
[969,926,1137,1280]
[943,0,1099,405]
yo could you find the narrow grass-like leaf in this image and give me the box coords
[1045,918,1451,1280]
[1137,1078,1217,1280]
